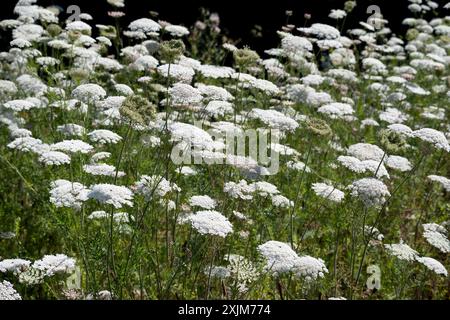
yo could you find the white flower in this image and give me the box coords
[258,241,299,274]
[379,108,408,124]
[281,35,313,53]
[196,65,235,79]
[197,84,234,101]
[298,23,340,39]
[114,84,134,96]
[131,55,158,70]
[57,124,86,137]
[0,80,18,95]
[348,178,390,207]
[250,181,279,197]
[177,166,197,176]
[387,123,413,137]
[158,64,195,83]
[225,254,260,288]
[71,84,106,103]
[0,281,21,300]
[13,23,44,41]
[39,151,71,166]
[417,257,448,276]
[384,241,419,262]
[318,102,354,120]
[258,240,327,279]
[347,143,385,162]
[128,18,161,34]
[107,0,125,7]
[49,179,90,210]
[10,38,31,48]
[164,25,189,37]
[286,160,312,173]
[88,184,134,208]
[0,259,31,273]
[385,155,412,172]
[203,100,234,117]
[428,175,450,192]
[413,128,450,152]
[168,83,202,107]
[422,224,450,253]
[169,122,224,151]
[32,254,76,276]
[189,195,217,209]
[293,256,328,281]
[312,183,345,203]
[134,175,180,199]
[88,210,133,224]
[271,194,293,208]
[51,140,94,154]
[4,99,36,111]
[83,164,125,177]
[223,180,254,200]
[421,106,445,120]
[329,9,347,20]
[91,152,111,163]
[88,129,122,144]
[7,137,49,154]
[36,56,59,67]
[66,21,92,33]
[249,108,298,132]
[188,210,233,237]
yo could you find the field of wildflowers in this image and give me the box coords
[0,0,449,300]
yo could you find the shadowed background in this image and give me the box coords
[0,0,431,51]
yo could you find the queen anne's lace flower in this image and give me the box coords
[87,129,122,144]
[428,175,450,192]
[71,84,106,103]
[88,184,134,208]
[164,24,189,37]
[158,64,195,83]
[348,178,390,207]
[385,155,412,172]
[413,128,450,152]
[51,140,94,154]
[49,180,90,210]
[249,108,298,132]
[293,256,328,281]
[0,280,21,300]
[318,102,354,120]
[134,175,181,199]
[384,241,419,262]
[271,194,294,208]
[298,23,340,40]
[128,18,161,34]
[0,259,31,273]
[347,143,385,162]
[422,223,450,253]
[83,164,125,177]
[417,257,448,276]
[312,183,345,203]
[258,240,328,280]
[187,210,233,237]
[223,180,254,200]
[32,254,76,277]
[7,137,49,154]
[258,241,299,274]
[4,99,36,112]
[39,151,71,166]
[189,195,217,209]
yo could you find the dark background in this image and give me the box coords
[0,0,439,51]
